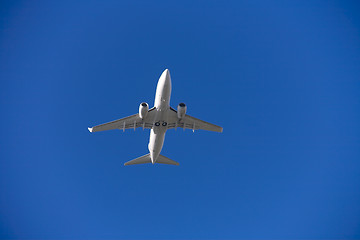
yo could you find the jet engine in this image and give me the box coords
[139,102,149,119]
[177,103,187,119]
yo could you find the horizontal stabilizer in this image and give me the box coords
[124,154,179,166]
[124,153,151,166]
[156,154,179,165]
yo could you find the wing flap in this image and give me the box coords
[88,107,156,132]
[182,114,223,132]
[167,108,223,132]
[89,113,139,132]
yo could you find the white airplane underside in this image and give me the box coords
[88,69,222,166]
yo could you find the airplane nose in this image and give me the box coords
[157,69,171,92]
[161,69,170,81]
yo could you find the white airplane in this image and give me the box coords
[88,69,223,166]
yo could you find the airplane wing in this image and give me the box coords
[167,107,223,132]
[88,107,156,132]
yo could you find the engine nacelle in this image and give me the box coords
[139,102,149,119]
[177,103,187,119]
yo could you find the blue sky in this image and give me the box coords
[1,0,360,239]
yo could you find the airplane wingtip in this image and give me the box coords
[88,127,93,133]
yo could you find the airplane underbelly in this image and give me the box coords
[155,83,171,109]
[149,129,166,161]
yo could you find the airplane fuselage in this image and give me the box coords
[148,69,172,163]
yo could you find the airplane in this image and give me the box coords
[88,69,223,166]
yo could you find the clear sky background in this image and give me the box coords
[1,0,360,239]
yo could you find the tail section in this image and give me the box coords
[124,154,179,166]
[124,153,151,166]
[156,154,179,165]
